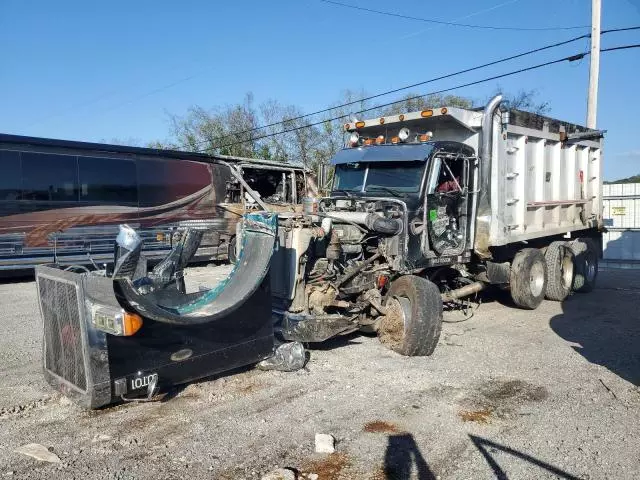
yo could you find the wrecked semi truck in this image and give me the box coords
[32,147,303,408]
[211,154,315,262]
[270,96,604,356]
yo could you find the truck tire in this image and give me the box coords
[570,238,598,292]
[510,248,547,310]
[544,241,575,301]
[378,275,443,356]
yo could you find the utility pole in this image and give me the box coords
[586,0,601,129]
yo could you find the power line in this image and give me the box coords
[601,43,640,52]
[201,44,640,152]
[318,0,590,31]
[189,27,640,149]
[601,26,640,33]
[187,33,589,148]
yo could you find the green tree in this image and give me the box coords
[169,93,260,157]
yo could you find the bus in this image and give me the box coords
[0,133,311,271]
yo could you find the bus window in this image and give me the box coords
[0,150,21,200]
[138,158,210,207]
[21,152,78,202]
[79,156,137,204]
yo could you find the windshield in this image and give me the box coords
[333,161,425,195]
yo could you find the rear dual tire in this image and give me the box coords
[510,248,547,310]
[570,238,598,293]
[544,241,575,301]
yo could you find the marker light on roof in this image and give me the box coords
[399,114,405,121]
[441,107,448,114]
[343,123,350,131]
[355,121,365,128]
[379,117,385,124]
[421,109,433,118]
[419,131,433,142]
[398,127,411,142]
[349,132,360,147]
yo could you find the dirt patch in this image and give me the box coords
[221,372,265,397]
[479,379,548,404]
[459,379,548,420]
[301,452,350,480]
[377,307,404,350]
[459,408,493,424]
[368,466,387,480]
[364,420,402,434]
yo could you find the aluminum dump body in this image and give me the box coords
[349,106,603,249]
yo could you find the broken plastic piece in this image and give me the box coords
[113,212,278,325]
[257,341,306,372]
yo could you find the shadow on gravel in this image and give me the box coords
[0,269,34,284]
[550,273,640,386]
[305,331,365,351]
[470,435,583,480]
[383,433,435,480]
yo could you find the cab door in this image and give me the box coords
[424,155,471,256]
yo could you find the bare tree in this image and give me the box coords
[379,93,473,116]
[491,87,551,115]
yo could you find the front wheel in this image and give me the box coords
[377,275,443,356]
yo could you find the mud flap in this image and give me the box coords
[113,212,278,325]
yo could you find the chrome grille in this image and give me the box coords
[38,276,87,391]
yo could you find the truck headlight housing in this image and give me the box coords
[398,127,411,142]
[89,304,143,336]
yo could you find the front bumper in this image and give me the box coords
[274,310,357,342]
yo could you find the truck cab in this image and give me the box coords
[328,140,477,270]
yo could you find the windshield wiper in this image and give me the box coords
[366,186,404,198]
[332,189,357,197]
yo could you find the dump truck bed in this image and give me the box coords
[348,106,603,248]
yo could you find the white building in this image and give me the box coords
[602,183,640,268]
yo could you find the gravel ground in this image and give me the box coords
[0,267,639,479]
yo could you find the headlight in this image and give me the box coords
[398,127,411,142]
[348,132,360,147]
[89,303,143,336]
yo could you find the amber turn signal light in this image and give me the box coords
[123,312,143,336]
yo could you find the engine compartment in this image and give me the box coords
[270,198,409,340]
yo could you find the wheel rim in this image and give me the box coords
[561,250,574,290]
[380,296,411,350]
[529,261,545,297]
[386,296,410,331]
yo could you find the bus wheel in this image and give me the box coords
[227,235,237,264]
[378,275,443,356]
[544,241,575,301]
[570,238,598,292]
[510,248,547,309]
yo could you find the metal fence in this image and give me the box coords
[602,183,640,268]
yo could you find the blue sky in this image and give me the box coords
[1,0,639,180]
